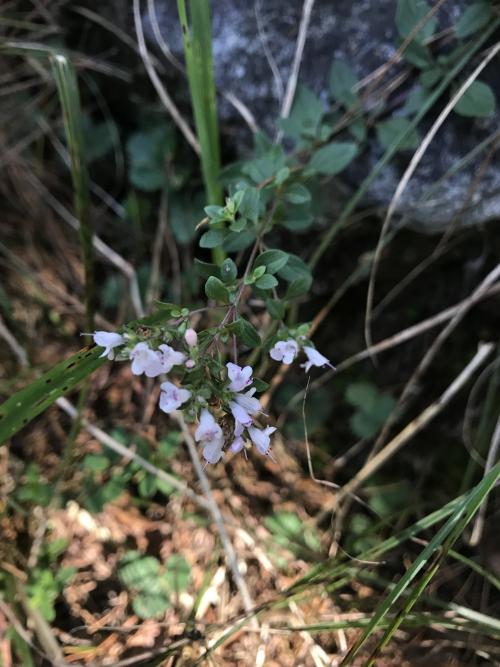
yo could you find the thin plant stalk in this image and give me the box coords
[176,0,224,264]
[50,53,95,332]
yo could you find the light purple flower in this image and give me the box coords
[269,339,299,365]
[226,362,253,393]
[248,425,276,456]
[93,331,124,359]
[158,381,191,413]
[195,408,223,443]
[229,389,262,427]
[130,342,163,377]
[195,409,224,464]
[158,344,186,372]
[301,346,335,373]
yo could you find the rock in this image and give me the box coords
[145,0,500,231]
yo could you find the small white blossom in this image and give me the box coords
[159,381,191,413]
[130,342,163,377]
[185,359,196,369]
[301,346,335,373]
[93,331,124,359]
[184,328,198,347]
[158,344,186,372]
[269,339,299,365]
[248,425,276,455]
[226,362,253,393]
[195,409,224,464]
[229,401,253,427]
[202,439,224,464]
[229,388,262,428]
[195,408,223,443]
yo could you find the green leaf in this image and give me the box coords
[238,186,260,222]
[229,217,247,233]
[266,298,285,320]
[204,276,230,303]
[163,554,191,592]
[0,346,106,444]
[83,454,109,473]
[127,125,174,191]
[395,0,437,43]
[204,204,225,219]
[220,258,238,283]
[119,555,161,590]
[350,411,380,439]
[376,118,419,152]
[420,67,442,88]
[403,40,432,69]
[132,592,170,619]
[252,378,269,392]
[227,318,261,348]
[329,61,358,108]
[199,228,226,248]
[255,250,289,274]
[255,274,278,290]
[456,2,491,39]
[170,192,204,245]
[223,230,256,252]
[348,117,367,142]
[194,258,219,279]
[307,141,358,175]
[285,274,313,299]
[242,146,286,183]
[284,183,311,204]
[278,85,324,140]
[277,253,311,282]
[345,382,378,412]
[453,80,496,118]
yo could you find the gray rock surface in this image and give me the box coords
[145,0,500,231]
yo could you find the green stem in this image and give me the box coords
[177,0,224,264]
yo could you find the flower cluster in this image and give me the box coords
[91,328,277,465]
[269,337,335,372]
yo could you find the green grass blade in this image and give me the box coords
[50,53,95,332]
[0,347,106,444]
[177,0,224,264]
[341,460,500,665]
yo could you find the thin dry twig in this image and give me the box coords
[133,0,200,154]
[56,396,209,510]
[278,281,500,422]
[0,314,28,367]
[334,342,493,506]
[173,410,259,629]
[145,190,168,311]
[23,170,145,318]
[365,41,500,351]
[277,0,316,142]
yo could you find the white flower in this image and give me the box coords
[229,388,262,427]
[202,439,224,464]
[93,331,124,359]
[158,381,191,413]
[158,344,186,372]
[185,359,196,369]
[130,342,163,377]
[184,328,198,347]
[248,425,276,455]
[195,409,224,465]
[195,408,223,443]
[301,346,335,373]
[229,436,245,453]
[269,339,298,365]
[226,362,253,392]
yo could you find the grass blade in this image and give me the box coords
[341,460,500,665]
[177,0,224,263]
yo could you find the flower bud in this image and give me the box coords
[184,328,198,347]
[185,359,196,369]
